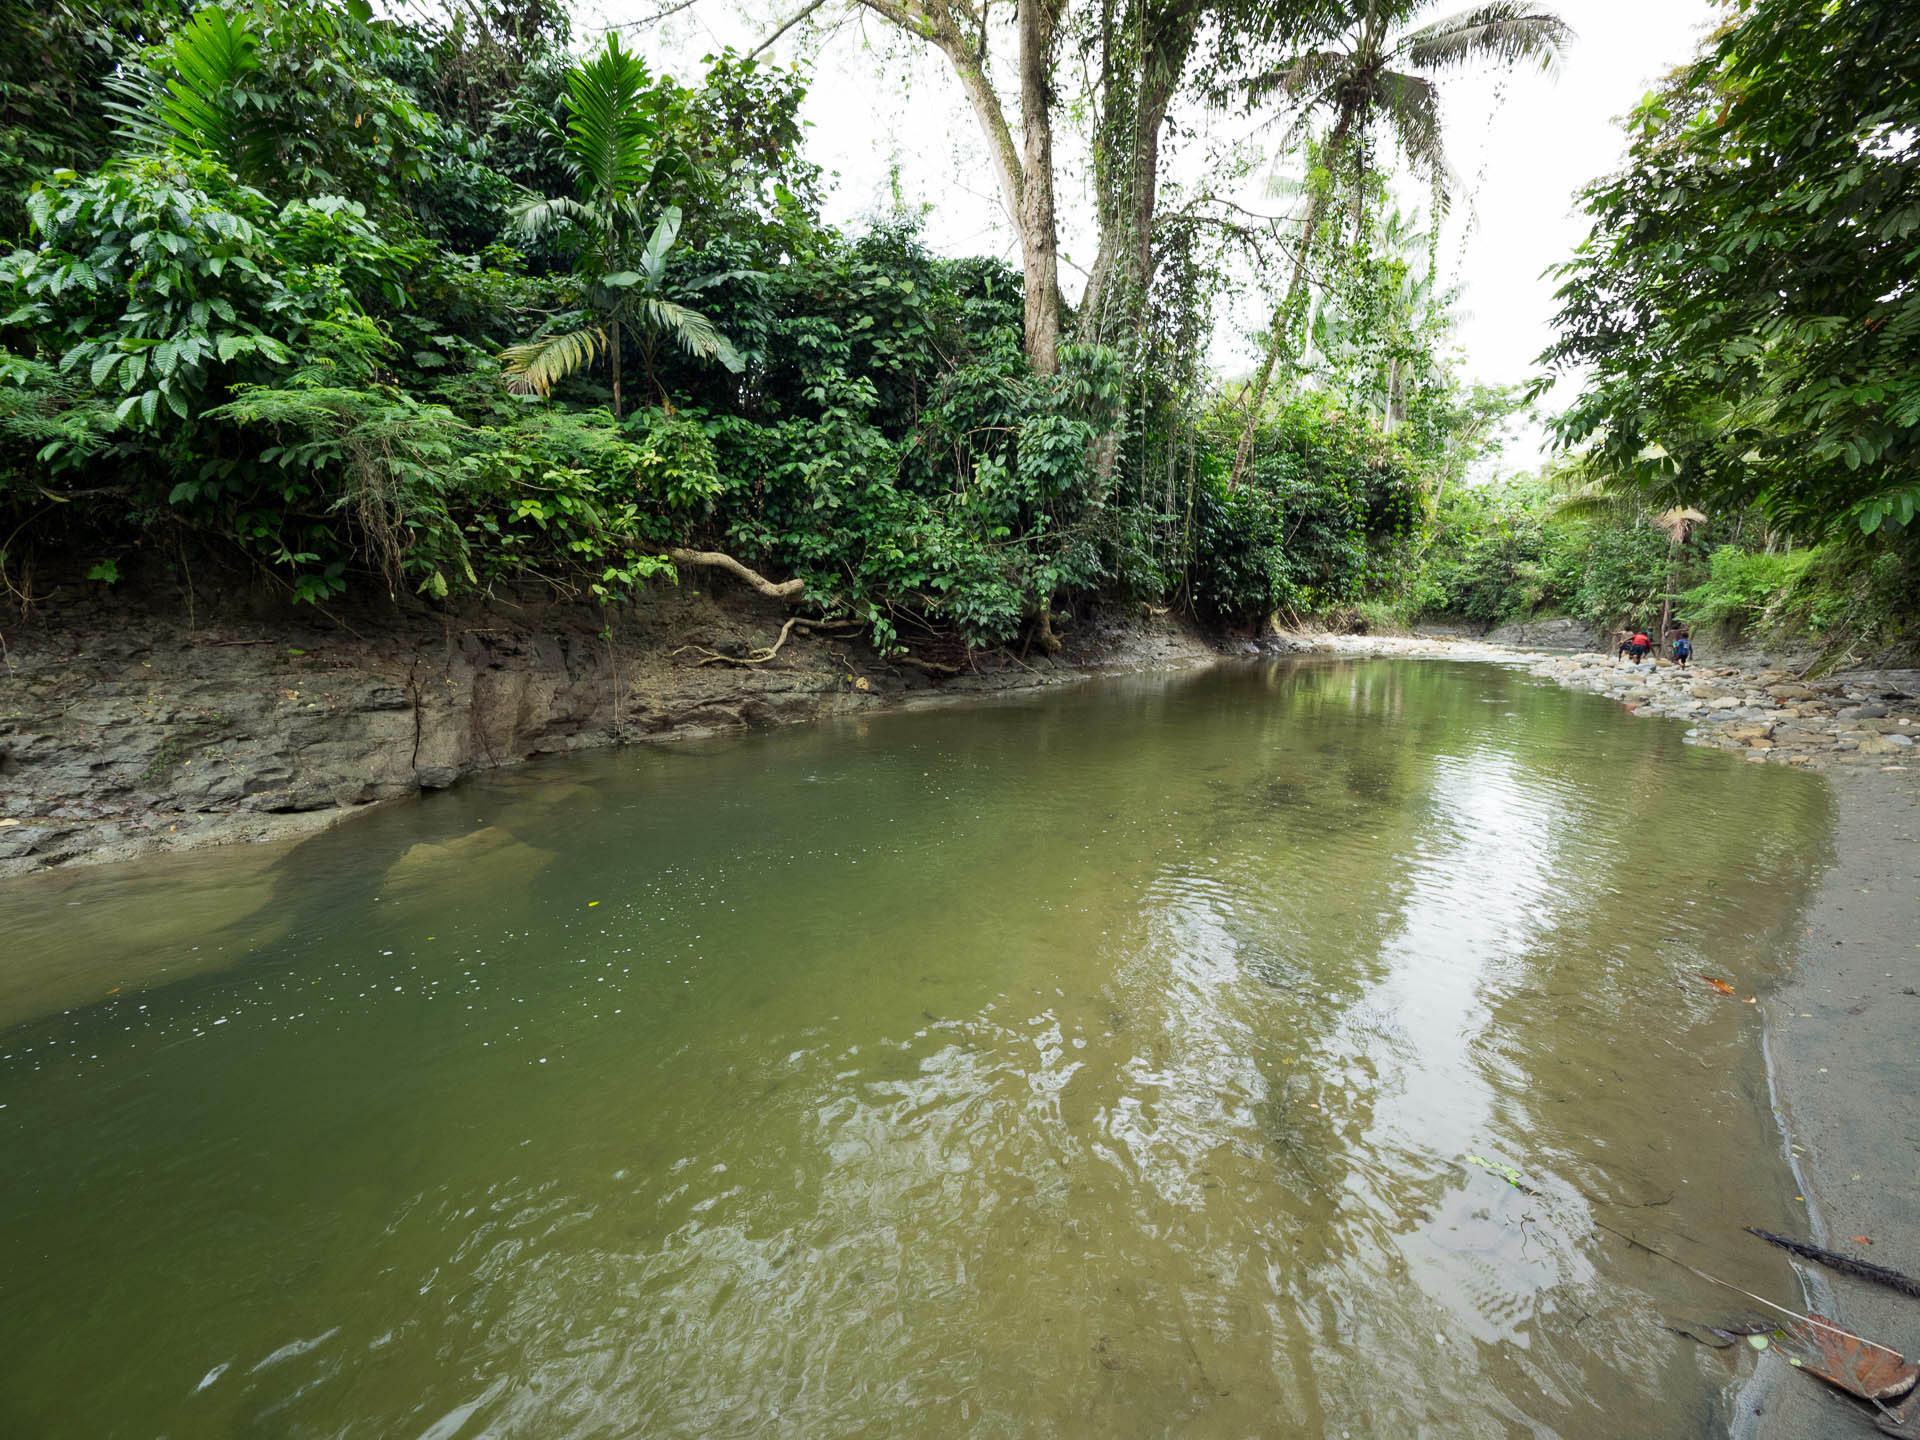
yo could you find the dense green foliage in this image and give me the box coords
[1544,0,1920,539]
[0,0,1469,659]
[1408,473,1920,660]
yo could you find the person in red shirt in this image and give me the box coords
[1617,630,1652,664]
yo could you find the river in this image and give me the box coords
[0,657,1830,1437]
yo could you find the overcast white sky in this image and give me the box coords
[587,0,1721,469]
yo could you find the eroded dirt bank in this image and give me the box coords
[0,578,1222,877]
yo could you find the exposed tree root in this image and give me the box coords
[1033,603,1062,654]
[667,547,805,599]
[893,656,964,676]
[675,616,801,667]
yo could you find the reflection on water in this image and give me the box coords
[0,659,1828,1438]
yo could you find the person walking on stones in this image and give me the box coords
[1618,629,1652,665]
[1672,629,1692,668]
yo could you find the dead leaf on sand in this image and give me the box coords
[1773,1312,1919,1403]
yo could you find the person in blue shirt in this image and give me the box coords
[1672,630,1692,667]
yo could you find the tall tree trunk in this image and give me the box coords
[1659,537,1676,650]
[1229,182,1328,487]
[1077,0,1194,347]
[1017,0,1063,373]
[854,0,1062,373]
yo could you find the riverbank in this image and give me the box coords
[0,582,1221,878]
[1304,630,1920,1436]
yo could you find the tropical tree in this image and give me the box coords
[498,33,741,417]
[1542,0,1920,539]
[106,2,435,208]
[1229,0,1571,484]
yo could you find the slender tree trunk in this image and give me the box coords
[610,318,623,420]
[853,0,1063,372]
[1659,537,1676,651]
[1017,0,1063,373]
[1229,182,1329,486]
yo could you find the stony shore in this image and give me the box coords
[1295,630,1920,772]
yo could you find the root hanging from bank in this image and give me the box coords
[667,548,805,600]
[892,655,964,677]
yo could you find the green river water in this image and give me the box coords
[0,658,1830,1438]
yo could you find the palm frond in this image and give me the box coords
[1376,71,1460,207]
[638,300,744,374]
[563,35,661,210]
[1245,49,1350,110]
[1545,474,1630,521]
[1654,505,1708,544]
[499,327,608,396]
[111,4,262,171]
[510,193,594,238]
[1399,2,1573,76]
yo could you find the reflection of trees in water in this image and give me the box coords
[2,657,1835,1436]
[1109,657,1829,1429]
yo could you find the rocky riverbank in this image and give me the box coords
[1296,630,1920,772]
[0,583,1221,878]
[1530,652,1920,770]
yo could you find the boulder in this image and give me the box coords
[1483,617,1597,651]
[1829,669,1920,698]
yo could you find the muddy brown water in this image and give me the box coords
[0,658,1831,1437]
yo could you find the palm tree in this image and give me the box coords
[500,35,741,418]
[1305,205,1450,435]
[1229,0,1572,485]
[1652,503,1707,644]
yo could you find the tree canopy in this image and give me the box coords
[1543,0,1920,539]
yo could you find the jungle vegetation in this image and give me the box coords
[0,0,1912,665]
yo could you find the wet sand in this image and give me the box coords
[1751,766,1920,1437]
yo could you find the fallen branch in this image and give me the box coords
[667,547,805,600]
[1748,1228,1920,1300]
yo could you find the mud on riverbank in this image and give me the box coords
[0,581,1221,877]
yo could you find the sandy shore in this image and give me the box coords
[1748,764,1920,1437]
